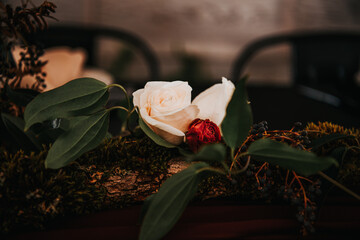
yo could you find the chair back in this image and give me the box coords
[26,25,160,81]
[231,30,360,111]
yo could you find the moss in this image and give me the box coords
[0,133,176,234]
[0,122,359,234]
[306,122,360,192]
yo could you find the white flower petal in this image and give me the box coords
[154,104,199,132]
[192,77,235,125]
[140,108,185,145]
[132,88,144,108]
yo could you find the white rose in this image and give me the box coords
[192,77,235,126]
[133,81,199,145]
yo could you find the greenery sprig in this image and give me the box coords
[24,78,133,169]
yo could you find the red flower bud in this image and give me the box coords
[185,118,221,152]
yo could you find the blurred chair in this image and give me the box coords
[231,30,360,113]
[25,25,160,84]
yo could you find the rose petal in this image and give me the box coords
[140,108,185,145]
[153,104,199,132]
[142,81,192,116]
[133,88,144,108]
[192,77,235,125]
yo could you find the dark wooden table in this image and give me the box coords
[6,197,360,240]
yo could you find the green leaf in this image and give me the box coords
[247,138,338,176]
[310,133,354,151]
[45,110,110,169]
[187,143,226,163]
[1,113,42,152]
[24,78,109,130]
[221,76,253,149]
[29,118,71,145]
[137,108,176,148]
[140,162,209,240]
[139,194,157,224]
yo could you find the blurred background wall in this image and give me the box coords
[6,0,360,85]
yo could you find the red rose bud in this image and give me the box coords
[186,118,221,152]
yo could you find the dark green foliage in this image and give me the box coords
[247,138,338,176]
[0,133,175,234]
[140,162,209,240]
[24,78,109,130]
[221,76,253,149]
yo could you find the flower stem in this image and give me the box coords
[318,171,360,201]
[107,83,131,110]
[106,105,129,113]
[121,107,136,132]
[230,155,251,175]
[196,167,227,175]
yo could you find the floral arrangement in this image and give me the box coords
[1,1,359,239]
[11,76,357,239]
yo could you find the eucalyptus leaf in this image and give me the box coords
[24,78,109,130]
[137,108,176,148]
[187,143,226,163]
[247,138,338,176]
[140,162,209,240]
[221,76,253,149]
[1,113,42,152]
[45,110,110,169]
[310,133,353,151]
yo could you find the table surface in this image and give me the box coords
[6,197,360,240]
